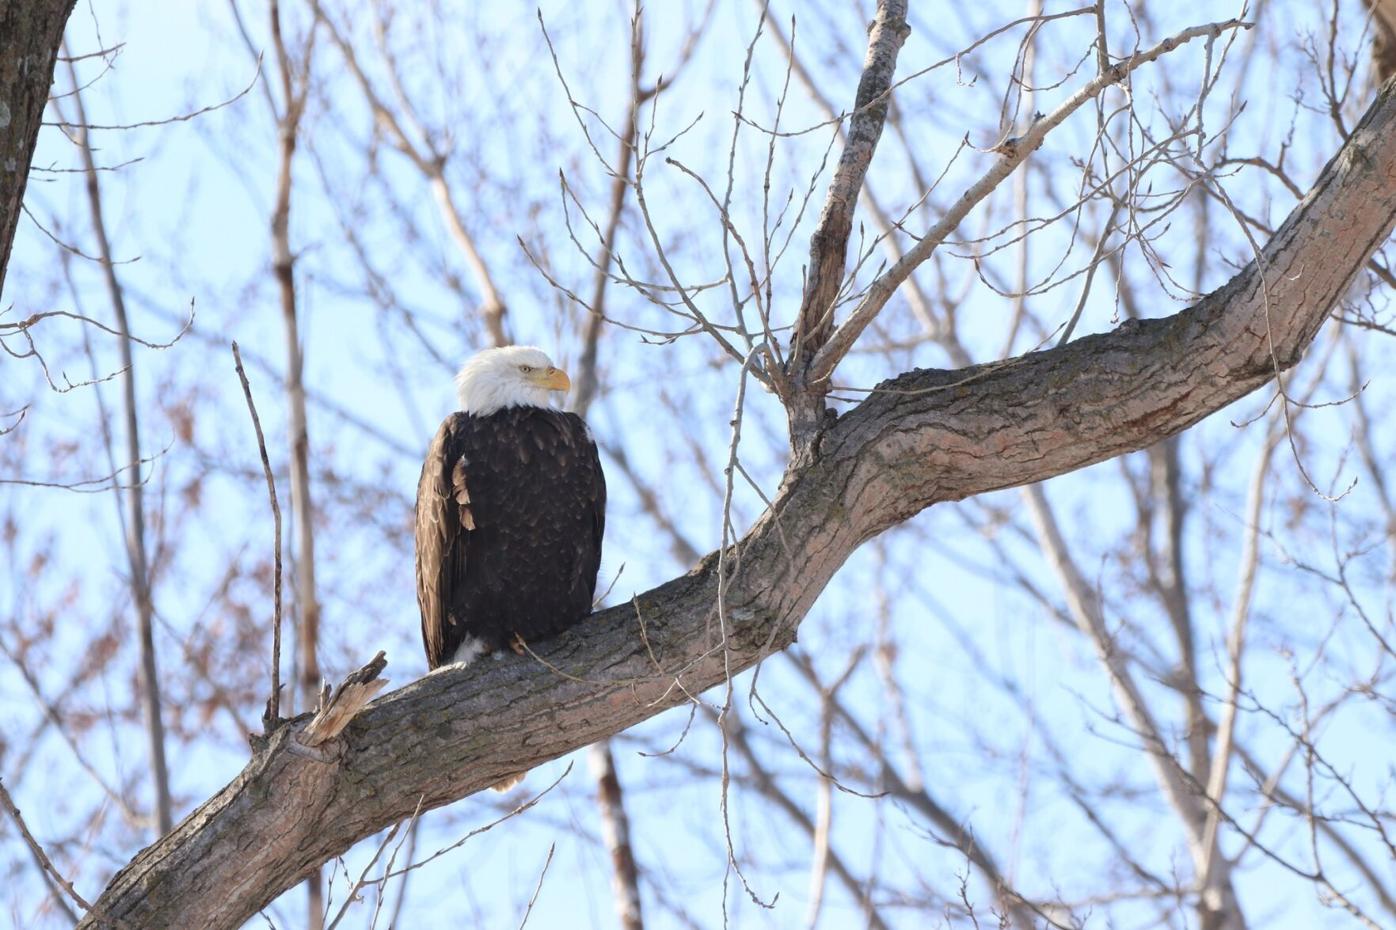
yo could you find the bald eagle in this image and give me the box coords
[415,346,607,671]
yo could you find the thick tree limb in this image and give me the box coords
[76,63,1396,930]
[0,0,78,291]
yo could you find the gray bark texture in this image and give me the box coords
[0,0,77,290]
[70,80,1396,930]
[789,0,908,441]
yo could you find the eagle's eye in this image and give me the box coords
[519,364,534,373]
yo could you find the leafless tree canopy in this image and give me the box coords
[3,1,1396,929]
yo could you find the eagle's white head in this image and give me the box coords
[454,346,571,415]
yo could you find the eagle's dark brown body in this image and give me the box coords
[415,406,606,669]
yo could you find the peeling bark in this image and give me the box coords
[74,79,1396,930]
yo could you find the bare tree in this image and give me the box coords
[4,2,1396,929]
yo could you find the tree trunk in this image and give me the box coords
[0,0,77,290]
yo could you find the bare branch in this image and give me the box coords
[788,0,910,435]
[63,43,174,836]
[808,18,1252,386]
[587,743,645,930]
[309,0,510,346]
[232,341,285,726]
[0,779,128,929]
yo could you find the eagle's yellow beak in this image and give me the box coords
[536,367,571,393]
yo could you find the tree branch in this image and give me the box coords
[807,18,1251,388]
[78,56,1396,930]
[787,0,909,439]
[66,45,174,837]
[588,742,645,930]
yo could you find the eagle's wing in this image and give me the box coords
[415,414,474,669]
[561,413,607,605]
[585,427,606,602]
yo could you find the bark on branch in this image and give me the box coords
[73,77,1396,930]
[788,0,908,438]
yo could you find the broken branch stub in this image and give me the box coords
[302,651,390,746]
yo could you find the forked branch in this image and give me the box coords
[78,78,1396,929]
[789,0,909,377]
[807,18,1251,387]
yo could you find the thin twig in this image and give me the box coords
[322,802,416,930]
[809,18,1252,385]
[233,341,284,725]
[0,780,130,929]
[516,843,556,930]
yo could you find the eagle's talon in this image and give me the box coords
[510,633,527,656]
[492,772,526,792]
